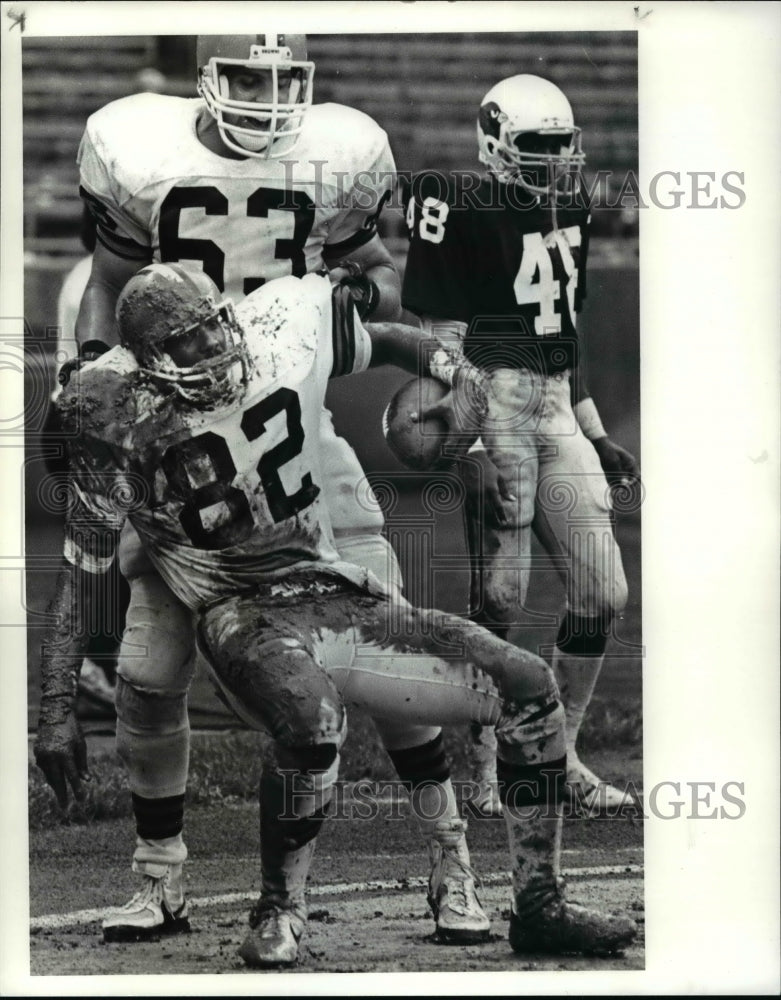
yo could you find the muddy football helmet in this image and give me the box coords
[116,262,251,407]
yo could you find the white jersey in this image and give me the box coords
[78,92,392,537]
[61,274,384,610]
[78,94,395,300]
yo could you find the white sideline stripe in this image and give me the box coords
[30,864,643,931]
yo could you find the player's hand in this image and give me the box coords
[483,461,517,528]
[34,706,90,811]
[411,387,482,461]
[57,340,109,388]
[592,436,640,489]
[458,453,517,528]
[413,363,488,442]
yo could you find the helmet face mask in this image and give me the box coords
[197,34,314,158]
[477,75,585,199]
[116,263,252,409]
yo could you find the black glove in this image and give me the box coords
[334,260,380,319]
[57,340,110,388]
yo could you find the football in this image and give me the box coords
[382,377,451,471]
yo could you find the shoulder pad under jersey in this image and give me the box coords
[237,274,326,375]
[79,93,204,203]
[297,103,395,184]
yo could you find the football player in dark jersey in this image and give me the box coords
[402,75,640,816]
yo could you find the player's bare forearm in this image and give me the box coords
[75,282,120,349]
[366,321,478,389]
[366,320,435,374]
[363,259,401,320]
[75,243,149,349]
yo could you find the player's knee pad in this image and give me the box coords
[201,628,346,749]
[605,562,629,616]
[262,644,345,748]
[115,676,190,798]
[580,577,628,620]
[491,644,565,765]
[478,568,532,632]
[115,675,188,735]
[570,536,629,619]
[117,574,195,693]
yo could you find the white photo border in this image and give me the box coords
[2,1,779,995]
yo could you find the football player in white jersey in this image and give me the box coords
[35,266,636,967]
[67,34,488,945]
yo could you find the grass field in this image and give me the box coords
[28,731,645,976]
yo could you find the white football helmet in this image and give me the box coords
[477,75,585,195]
[116,263,251,408]
[197,34,314,158]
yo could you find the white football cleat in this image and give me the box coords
[102,863,189,942]
[428,819,490,943]
[239,897,307,967]
[564,756,639,816]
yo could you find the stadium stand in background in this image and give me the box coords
[23,32,638,282]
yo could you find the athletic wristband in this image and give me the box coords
[573,396,607,441]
